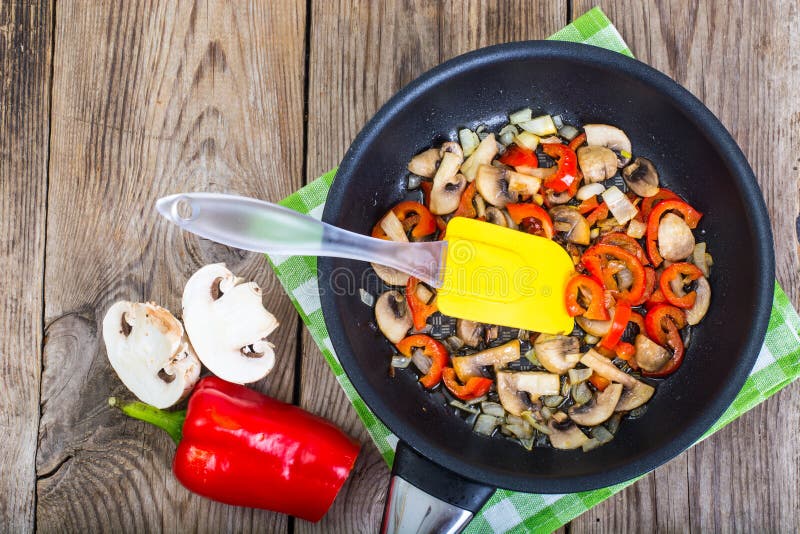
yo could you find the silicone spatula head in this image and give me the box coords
[438,217,575,334]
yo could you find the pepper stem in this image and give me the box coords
[108,397,186,444]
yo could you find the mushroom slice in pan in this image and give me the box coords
[407,148,441,178]
[658,213,695,261]
[685,276,711,325]
[371,262,410,287]
[475,164,515,208]
[577,145,618,183]
[576,315,612,337]
[460,133,498,181]
[456,319,484,348]
[534,334,581,375]
[584,124,632,167]
[484,206,508,227]
[622,157,660,197]
[568,383,623,426]
[102,301,200,409]
[547,414,590,449]
[451,339,521,382]
[429,143,466,215]
[375,290,413,343]
[549,206,591,245]
[634,334,672,373]
[496,370,561,416]
[182,263,280,384]
[580,349,655,412]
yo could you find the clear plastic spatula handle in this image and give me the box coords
[156,193,447,288]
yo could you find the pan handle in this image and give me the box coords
[380,441,495,534]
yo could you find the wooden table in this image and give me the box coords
[3,0,798,531]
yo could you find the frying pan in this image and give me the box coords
[318,41,774,533]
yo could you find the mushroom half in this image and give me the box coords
[580,349,655,412]
[549,206,591,245]
[534,334,581,374]
[375,290,413,343]
[429,142,466,215]
[496,370,560,416]
[407,148,441,178]
[102,301,200,409]
[452,339,521,381]
[182,263,280,384]
[577,145,618,183]
[658,213,695,261]
[456,319,484,348]
[584,124,632,167]
[547,414,590,449]
[568,383,623,426]
[622,157,660,197]
[634,334,672,373]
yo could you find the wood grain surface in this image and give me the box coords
[0,0,52,530]
[0,0,798,532]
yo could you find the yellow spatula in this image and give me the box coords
[157,193,575,334]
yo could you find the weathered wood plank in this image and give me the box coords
[0,0,51,530]
[299,2,566,532]
[570,1,800,532]
[37,0,305,531]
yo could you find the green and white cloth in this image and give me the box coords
[267,8,800,533]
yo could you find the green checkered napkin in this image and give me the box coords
[267,7,800,533]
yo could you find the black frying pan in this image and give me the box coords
[318,41,774,531]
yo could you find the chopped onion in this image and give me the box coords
[450,399,480,414]
[498,124,519,146]
[459,128,480,157]
[514,131,539,151]
[693,242,709,276]
[480,401,506,418]
[584,333,600,345]
[605,413,623,434]
[509,107,533,124]
[626,218,647,239]
[359,288,375,307]
[474,414,500,436]
[577,182,605,201]
[465,394,488,405]
[628,404,648,419]
[411,348,432,374]
[523,348,541,367]
[540,406,553,420]
[552,114,564,129]
[572,381,592,405]
[505,414,526,426]
[601,186,639,224]
[541,395,564,408]
[590,228,599,239]
[558,124,579,140]
[521,411,552,435]
[561,377,571,397]
[581,437,602,452]
[503,423,532,439]
[519,437,535,450]
[391,355,411,368]
[407,174,422,190]
[444,335,464,352]
[592,425,615,444]
[519,115,557,136]
[568,367,593,384]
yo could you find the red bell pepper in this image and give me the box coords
[396,334,449,388]
[660,262,704,308]
[646,199,703,266]
[406,277,439,330]
[632,267,657,306]
[629,311,646,335]
[643,304,687,376]
[372,201,437,239]
[577,196,599,214]
[111,377,360,522]
[589,372,610,391]
[453,182,478,218]
[614,341,637,366]
[541,143,578,193]
[565,275,609,320]
[600,301,632,349]
[598,232,649,265]
[498,144,538,168]
[639,188,681,221]
[584,202,609,225]
[506,202,554,239]
[442,368,493,400]
[567,132,587,152]
[420,181,433,207]
[581,244,646,304]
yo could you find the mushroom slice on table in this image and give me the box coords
[429,142,466,215]
[451,339,521,382]
[658,213,695,261]
[407,148,441,178]
[496,370,561,416]
[460,133,498,181]
[577,145,618,183]
[182,263,280,384]
[685,276,711,325]
[568,383,623,426]
[547,414,590,449]
[634,334,672,373]
[580,349,655,412]
[583,124,632,167]
[102,301,200,408]
[375,290,413,343]
[534,334,581,374]
[622,157,660,197]
[549,206,591,245]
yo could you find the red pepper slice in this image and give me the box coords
[577,196,599,214]
[565,275,609,320]
[589,372,610,391]
[646,199,703,266]
[396,334,449,388]
[442,368,493,400]
[600,301,632,349]
[598,232,649,265]
[581,244,646,304]
[643,304,687,377]
[541,143,578,193]
[614,341,636,361]
[629,266,656,306]
[585,202,609,225]
[645,287,667,310]
[567,132,587,152]
[629,311,646,334]
[640,188,681,221]
[420,181,433,207]
[498,144,539,168]
[372,201,437,239]
[405,277,438,330]
[659,262,704,308]
[453,182,478,218]
[506,203,554,239]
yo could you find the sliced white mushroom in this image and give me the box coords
[452,339,520,382]
[484,206,508,227]
[584,124,632,167]
[407,148,441,178]
[429,143,466,215]
[547,415,590,449]
[549,206,591,245]
[102,301,200,409]
[658,212,695,261]
[577,145,618,183]
[580,349,654,412]
[460,133,498,181]
[576,314,612,337]
[496,370,561,416]
[622,157,660,197]
[375,290,413,343]
[685,276,711,325]
[456,319,484,348]
[475,164,515,208]
[534,334,581,374]
[182,264,279,384]
[507,173,542,197]
[568,383,623,426]
[634,334,672,373]
[371,262,410,286]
